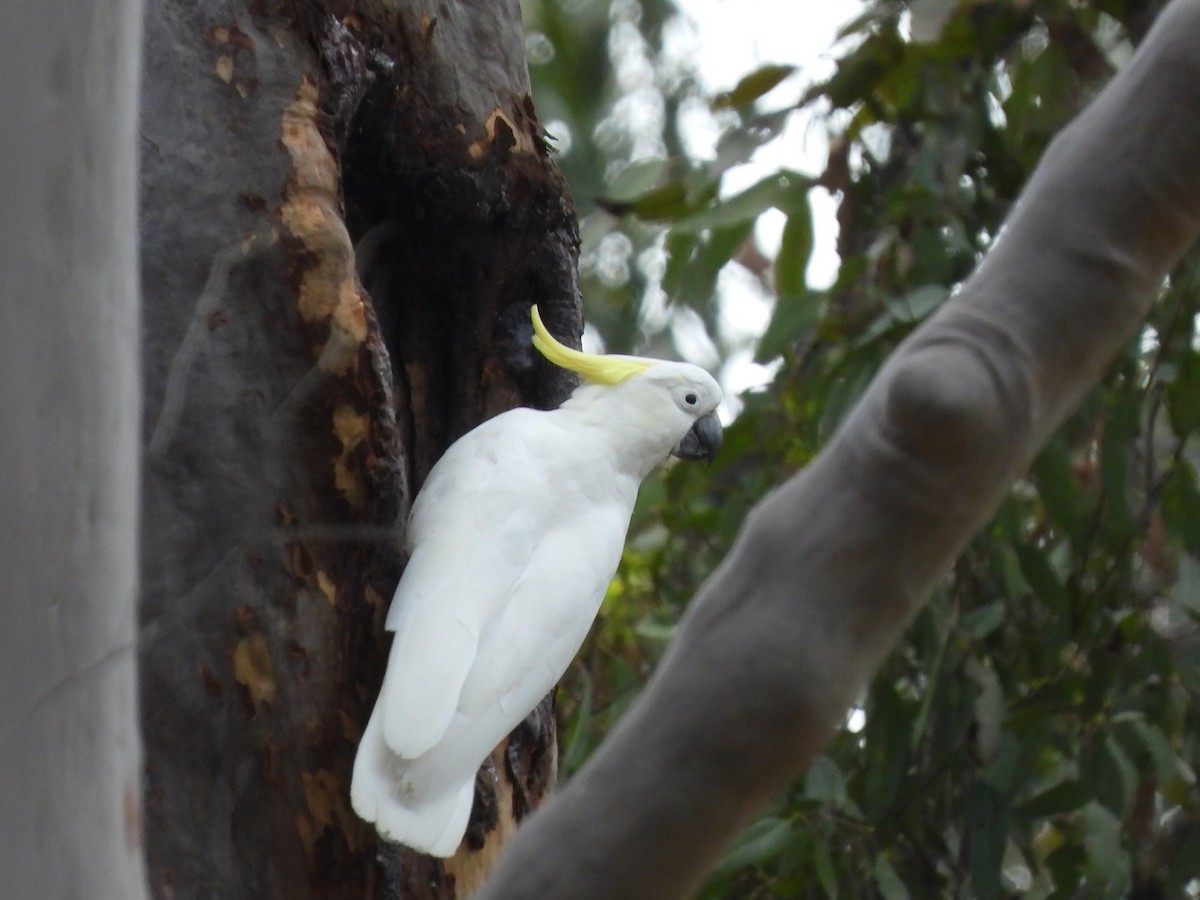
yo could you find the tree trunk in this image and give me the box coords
[0,0,147,897]
[138,1,578,896]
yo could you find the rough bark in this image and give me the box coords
[0,0,147,897]
[138,1,577,896]
[476,1,1200,897]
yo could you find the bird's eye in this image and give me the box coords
[684,392,698,406]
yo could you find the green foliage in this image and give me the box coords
[530,0,1200,895]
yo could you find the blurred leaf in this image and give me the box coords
[817,368,874,440]
[1014,543,1068,610]
[969,658,1005,763]
[596,157,714,220]
[1129,719,1195,799]
[664,222,755,313]
[1098,393,1139,542]
[1019,778,1090,817]
[1167,351,1200,436]
[775,204,814,302]
[599,181,690,220]
[873,856,910,900]
[756,292,825,363]
[820,28,903,109]
[961,601,1005,639]
[1031,437,1088,548]
[966,781,1009,900]
[661,229,700,299]
[1161,461,1200,556]
[603,157,674,203]
[560,668,594,773]
[1101,734,1137,817]
[712,64,797,110]
[672,171,811,233]
[981,726,1031,798]
[909,626,950,752]
[909,0,959,43]
[714,110,791,172]
[861,679,913,813]
[1164,823,1200,893]
[813,838,839,900]
[886,284,947,322]
[714,816,794,873]
[1081,802,1132,894]
[633,616,677,642]
[804,755,848,808]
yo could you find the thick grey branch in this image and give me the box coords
[477,1,1200,897]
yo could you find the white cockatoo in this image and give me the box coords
[350,304,723,856]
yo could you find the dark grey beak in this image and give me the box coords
[672,413,723,463]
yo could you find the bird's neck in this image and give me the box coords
[554,390,674,482]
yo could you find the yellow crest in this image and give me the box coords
[531,305,655,385]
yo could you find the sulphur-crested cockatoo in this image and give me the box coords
[350,304,723,856]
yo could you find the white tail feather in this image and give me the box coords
[351,703,475,858]
[375,778,474,858]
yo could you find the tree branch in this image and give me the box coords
[477,1,1200,896]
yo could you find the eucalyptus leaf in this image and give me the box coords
[776,205,814,302]
[813,839,839,900]
[712,64,797,110]
[714,816,794,873]
[961,601,1006,639]
[1081,803,1132,895]
[671,171,811,233]
[873,856,910,900]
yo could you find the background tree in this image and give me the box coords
[0,1,146,897]
[503,0,1200,896]
[138,0,580,896]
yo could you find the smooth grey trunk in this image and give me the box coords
[0,1,147,898]
[477,1,1200,897]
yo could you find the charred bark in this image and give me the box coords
[138,1,577,896]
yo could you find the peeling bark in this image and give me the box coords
[139,1,578,896]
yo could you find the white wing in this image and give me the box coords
[349,685,476,856]
[379,409,547,760]
[388,501,629,804]
[352,403,641,854]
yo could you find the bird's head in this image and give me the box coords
[531,305,723,464]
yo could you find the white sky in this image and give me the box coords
[681,0,860,92]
